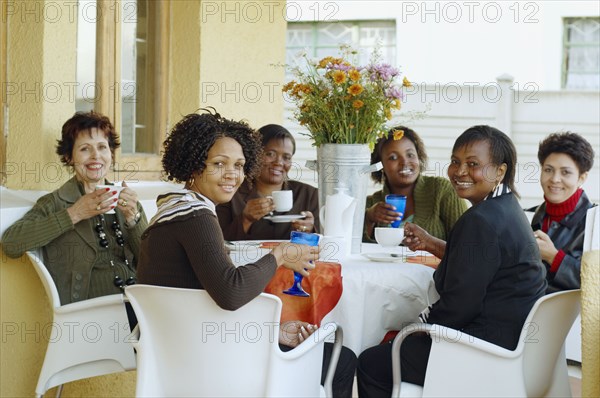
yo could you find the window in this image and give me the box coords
[562,17,600,90]
[286,20,396,78]
[76,0,169,160]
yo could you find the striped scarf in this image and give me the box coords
[148,190,216,228]
[485,183,511,200]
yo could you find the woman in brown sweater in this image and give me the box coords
[137,110,356,397]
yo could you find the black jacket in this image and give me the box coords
[529,191,595,293]
[429,193,547,350]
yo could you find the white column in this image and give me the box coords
[496,74,514,136]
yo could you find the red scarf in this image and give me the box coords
[542,188,582,232]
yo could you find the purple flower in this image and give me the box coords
[368,63,400,81]
[329,63,352,72]
[385,86,403,100]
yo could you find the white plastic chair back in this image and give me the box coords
[392,290,581,398]
[26,252,136,397]
[125,284,338,398]
[521,290,581,397]
[583,206,599,252]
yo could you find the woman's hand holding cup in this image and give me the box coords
[67,187,117,224]
[271,241,319,277]
[117,181,140,224]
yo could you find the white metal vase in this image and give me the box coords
[316,144,371,254]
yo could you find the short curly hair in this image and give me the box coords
[538,132,594,174]
[56,111,120,166]
[161,109,263,184]
[370,126,428,184]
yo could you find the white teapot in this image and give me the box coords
[319,188,356,248]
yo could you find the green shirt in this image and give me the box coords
[363,175,468,242]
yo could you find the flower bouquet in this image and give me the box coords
[283,45,410,148]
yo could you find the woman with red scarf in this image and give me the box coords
[530,132,595,293]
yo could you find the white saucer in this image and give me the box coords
[263,214,306,223]
[362,252,415,263]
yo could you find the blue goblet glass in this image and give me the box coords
[385,194,407,228]
[283,231,320,297]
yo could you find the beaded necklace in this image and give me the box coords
[95,214,136,289]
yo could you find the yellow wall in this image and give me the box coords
[581,250,600,397]
[198,1,287,127]
[4,0,76,191]
[1,1,286,396]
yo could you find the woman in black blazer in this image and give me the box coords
[357,126,547,396]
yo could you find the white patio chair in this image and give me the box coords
[26,251,136,398]
[391,289,581,397]
[124,284,343,397]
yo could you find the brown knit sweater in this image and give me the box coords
[137,208,277,310]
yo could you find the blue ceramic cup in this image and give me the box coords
[283,231,320,297]
[290,231,320,246]
[385,194,407,228]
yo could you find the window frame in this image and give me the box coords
[94,1,169,180]
[561,17,600,90]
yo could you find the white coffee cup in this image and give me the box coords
[95,184,124,214]
[374,227,404,248]
[270,190,293,212]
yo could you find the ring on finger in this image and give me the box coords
[120,199,128,207]
[96,204,101,211]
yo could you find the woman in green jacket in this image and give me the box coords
[1,111,147,305]
[364,126,467,242]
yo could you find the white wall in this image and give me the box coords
[284,0,599,209]
[289,0,600,90]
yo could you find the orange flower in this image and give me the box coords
[352,100,364,109]
[332,70,347,84]
[349,69,361,82]
[347,84,364,96]
[282,81,295,92]
[299,84,312,94]
[392,99,401,110]
[393,129,404,140]
[318,57,335,68]
[291,84,312,98]
[403,77,412,87]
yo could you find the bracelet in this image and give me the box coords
[126,211,141,228]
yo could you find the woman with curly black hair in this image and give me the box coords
[529,132,595,292]
[137,110,357,397]
[137,109,318,309]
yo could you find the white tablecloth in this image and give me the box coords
[230,242,439,355]
[321,244,439,354]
